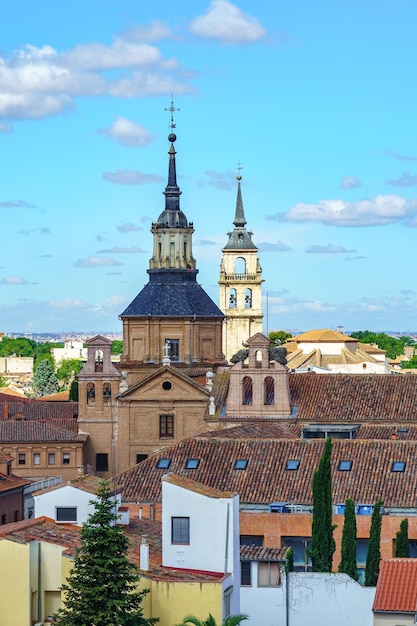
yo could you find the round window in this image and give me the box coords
[162,381,172,390]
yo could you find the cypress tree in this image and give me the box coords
[338,498,358,580]
[395,518,409,557]
[310,437,336,572]
[32,358,59,396]
[364,499,383,587]
[54,480,158,626]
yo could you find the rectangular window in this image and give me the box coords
[258,561,281,587]
[56,507,77,523]
[18,453,26,465]
[338,460,352,471]
[241,561,252,586]
[356,538,369,585]
[172,517,190,544]
[286,460,300,470]
[33,453,41,465]
[234,459,248,470]
[63,452,70,465]
[136,454,148,464]
[167,339,179,361]
[392,461,406,472]
[48,453,56,465]
[240,535,263,547]
[1,514,6,525]
[96,453,108,472]
[157,458,171,469]
[282,537,312,572]
[159,414,174,438]
[185,458,199,469]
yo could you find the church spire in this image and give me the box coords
[233,175,247,228]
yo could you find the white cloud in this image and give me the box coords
[340,176,361,189]
[0,122,13,133]
[74,256,122,268]
[258,241,291,252]
[0,34,191,120]
[116,222,142,233]
[384,149,417,162]
[103,169,163,185]
[121,21,175,43]
[385,172,417,187]
[49,298,86,309]
[0,275,28,285]
[306,244,356,254]
[0,199,38,208]
[96,246,145,254]
[269,195,417,227]
[98,117,155,147]
[190,0,266,44]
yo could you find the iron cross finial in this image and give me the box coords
[165,95,180,131]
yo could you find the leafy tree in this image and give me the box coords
[57,358,84,385]
[338,498,358,580]
[54,480,158,626]
[111,339,123,354]
[310,437,336,572]
[395,519,409,557]
[350,331,414,360]
[0,374,9,388]
[69,380,79,401]
[365,499,383,586]
[31,359,59,396]
[400,356,417,369]
[286,547,294,572]
[34,341,63,364]
[0,336,36,357]
[269,330,292,346]
[177,614,248,626]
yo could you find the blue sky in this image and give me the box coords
[1,0,417,335]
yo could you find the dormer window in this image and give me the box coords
[185,459,200,469]
[157,458,171,469]
[391,461,406,473]
[234,459,248,470]
[286,460,300,471]
[338,460,353,471]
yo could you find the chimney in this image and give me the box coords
[140,537,149,571]
[3,403,8,420]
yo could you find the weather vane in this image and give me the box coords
[165,95,180,133]
[236,160,243,180]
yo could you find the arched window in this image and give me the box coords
[264,376,275,405]
[245,288,252,309]
[229,288,237,308]
[234,257,246,276]
[242,376,253,406]
[255,349,263,368]
[87,383,95,403]
[95,350,103,372]
[103,383,112,399]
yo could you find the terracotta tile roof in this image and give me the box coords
[204,423,298,439]
[0,472,31,493]
[0,400,78,422]
[32,474,104,496]
[373,558,417,613]
[0,388,26,398]
[117,436,417,509]
[290,329,357,343]
[356,425,417,440]
[240,545,288,561]
[163,473,237,499]
[0,420,85,443]
[39,390,70,401]
[0,517,81,554]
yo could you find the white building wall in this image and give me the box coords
[241,571,375,626]
[52,341,87,365]
[162,480,238,575]
[34,485,97,525]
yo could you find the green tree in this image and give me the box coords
[31,359,59,396]
[365,499,383,587]
[177,613,248,626]
[310,437,336,572]
[338,498,358,580]
[0,336,36,357]
[350,331,414,360]
[395,519,409,557]
[286,547,294,572]
[400,356,417,369]
[269,330,292,346]
[0,374,9,388]
[69,380,79,401]
[111,339,123,354]
[54,480,158,626]
[56,358,84,386]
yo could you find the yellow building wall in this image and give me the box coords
[0,539,31,626]
[140,577,224,626]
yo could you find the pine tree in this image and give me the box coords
[338,498,358,580]
[54,480,158,626]
[310,437,336,572]
[395,518,409,557]
[365,499,383,587]
[32,359,59,396]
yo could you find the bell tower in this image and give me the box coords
[219,173,264,361]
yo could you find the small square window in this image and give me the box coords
[338,460,352,471]
[286,460,300,470]
[56,507,77,523]
[33,453,41,465]
[157,458,171,469]
[185,459,199,469]
[63,453,70,465]
[392,461,406,472]
[18,453,26,465]
[234,459,248,470]
[48,453,56,465]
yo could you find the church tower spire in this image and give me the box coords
[219,172,264,362]
[120,100,224,366]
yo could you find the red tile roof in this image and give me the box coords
[117,436,417,509]
[240,545,288,561]
[0,400,78,422]
[373,558,417,613]
[0,420,85,443]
